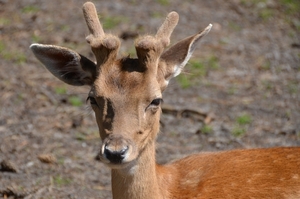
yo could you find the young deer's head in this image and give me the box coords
[30,2,211,170]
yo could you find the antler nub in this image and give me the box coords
[82,2,120,67]
[83,2,104,41]
[156,11,179,47]
[135,11,179,70]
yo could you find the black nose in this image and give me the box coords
[104,145,128,164]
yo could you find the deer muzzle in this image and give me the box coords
[101,134,132,165]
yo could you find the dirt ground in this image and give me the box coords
[0,0,299,198]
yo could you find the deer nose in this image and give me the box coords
[104,145,128,164]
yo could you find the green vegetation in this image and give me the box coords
[156,0,170,6]
[60,24,70,32]
[236,113,252,125]
[259,8,273,21]
[55,86,67,95]
[75,132,86,141]
[232,126,246,137]
[0,17,10,26]
[151,11,164,18]
[0,41,5,54]
[100,15,126,29]
[231,113,252,137]
[22,5,39,14]
[279,0,300,15]
[0,41,27,64]
[53,175,72,186]
[200,124,213,134]
[240,0,300,23]
[68,96,83,106]
[177,56,220,89]
[57,157,65,165]
[177,75,192,89]
[287,81,298,94]
[261,80,273,91]
[31,34,42,43]
[260,60,271,70]
[219,37,230,45]
[190,60,207,77]
[228,21,242,31]
[208,55,219,69]
[227,86,237,95]
[75,130,99,141]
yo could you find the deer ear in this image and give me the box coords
[30,44,97,86]
[158,24,212,88]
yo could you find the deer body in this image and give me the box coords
[30,2,300,199]
[111,146,300,199]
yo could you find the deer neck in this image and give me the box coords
[111,140,163,199]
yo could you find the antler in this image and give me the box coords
[156,12,179,48]
[135,12,179,72]
[82,2,120,67]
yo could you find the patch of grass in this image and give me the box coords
[0,42,27,64]
[156,0,170,6]
[240,0,267,7]
[232,126,246,137]
[261,80,273,91]
[0,17,10,26]
[0,41,5,54]
[201,124,213,134]
[236,113,252,125]
[22,5,39,14]
[15,53,27,64]
[57,157,65,165]
[60,25,70,32]
[31,34,42,43]
[177,75,192,89]
[240,0,299,24]
[190,60,207,76]
[100,15,126,29]
[208,55,220,69]
[126,46,137,57]
[53,175,72,187]
[228,21,242,31]
[261,60,271,70]
[227,86,237,95]
[55,86,67,95]
[75,129,99,141]
[287,81,298,94]
[68,96,83,107]
[5,52,26,64]
[219,37,230,45]
[279,0,300,15]
[151,11,164,18]
[292,19,300,31]
[177,56,220,89]
[75,132,86,141]
[259,8,274,21]
[231,113,252,137]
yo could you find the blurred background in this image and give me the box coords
[0,0,299,198]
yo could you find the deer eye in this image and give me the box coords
[87,96,97,106]
[150,98,163,106]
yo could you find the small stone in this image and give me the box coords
[0,160,18,173]
[38,154,57,164]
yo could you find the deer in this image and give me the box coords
[30,2,300,199]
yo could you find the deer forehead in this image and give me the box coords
[92,58,161,102]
